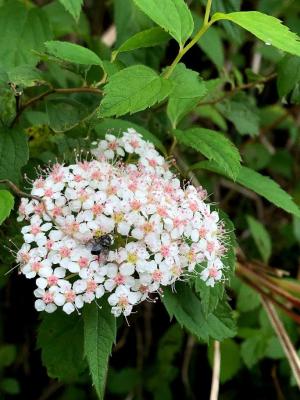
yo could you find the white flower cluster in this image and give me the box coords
[16,129,227,317]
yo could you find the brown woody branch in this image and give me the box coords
[11,86,102,127]
[198,73,277,107]
[261,296,300,389]
[0,179,40,201]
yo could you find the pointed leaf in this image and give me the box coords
[162,284,236,342]
[174,128,241,180]
[98,65,173,117]
[44,41,103,67]
[58,0,83,21]
[83,302,116,400]
[0,128,29,184]
[133,0,193,46]
[168,63,207,99]
[0,190,14,225]
[246,215,272,263]
[212,11,300,57]
[37,312,85,381]
[192,161,300,217]
[0,2,52,69]
[116,27,170,54]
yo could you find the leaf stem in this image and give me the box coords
[204,0,213,25]
[163,0,214,79]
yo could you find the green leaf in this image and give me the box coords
[195,280,224,317]
[216,94,260,136]
[37,312,86,381]
[83,301,116,400]
[246,215,272,263]
[0,128,29,184]
[241,335,268,368]
[166,64,207,128]
[133,0,194,46]
[44,0,89,38]
[293,216,300,243]
[208,339,242,383]
[7,65,44,89]
[107,368,141,395]
[114,0,154,47]
[116,27,170,55]
[46,93,100,133]
[98,65,173,117]
[167,97,201,128]
[0,378,20,395]
[195,105,227,131]
[0,190,14,225]
[174,128,241,180]
[211,11,300,57]
[277,55,300,98]
[0,2,52,69]
[192,161,300,217]
[211,0,242,43]
[242,142,271,171]
[94,118,166,154]
[168,64,207,99]
[146,324,183,396]
[0,345,17,368]
[237,282,261,312]
[44,41,103,67]
[162,284,236,342]
[265,336,285,359]
[58,0,83,21]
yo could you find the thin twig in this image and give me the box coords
[11,86,102,127]
[199,73,277,106]
[219,178,264,221]
[181,335,196,399]
[0,179,57,227]
[271,365,286,400]
[238,263,300,309]
[210,341,221,400]
[261,296,300,389]
[237,274,300,324]
[0,179,40,201]
[260,107,298,137]
[36,381,63,400]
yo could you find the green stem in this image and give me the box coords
[163,23,212,79]
[204,0,213,25]
[168,137,177,155]
[163,0,214,79]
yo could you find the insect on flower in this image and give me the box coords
[90,232,113,260]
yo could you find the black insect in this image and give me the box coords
[90,234,112,256]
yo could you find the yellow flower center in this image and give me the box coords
[114,212,124,223]
[127,252,138,264]
[94,229,104,238]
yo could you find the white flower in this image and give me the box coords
[21,215,52,246]
[108,285,141,317]
[200,259,223,287]
[17,128,228,317]
[36,267,66,289]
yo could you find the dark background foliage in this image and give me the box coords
[1,0,300,399]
